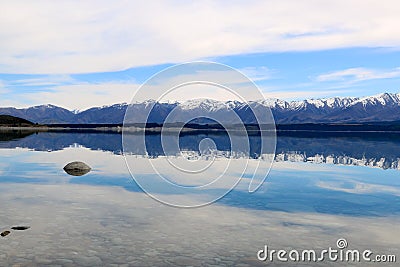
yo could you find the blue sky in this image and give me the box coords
[1,1,400,110]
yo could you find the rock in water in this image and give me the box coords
[11,226,30,231]
[1,230,10,237]
[63,161,91,176]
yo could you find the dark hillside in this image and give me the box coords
[0,115,36,127]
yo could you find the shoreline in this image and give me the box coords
[1,125,400,133]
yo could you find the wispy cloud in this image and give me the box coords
[0,81,11,99]
[9,75,74,87]
[316,67,400,82]
[317,180,400,196]
[262,89,353,100]
[1,1,400,74]
[239,66,274,81]
[21,82,140,110]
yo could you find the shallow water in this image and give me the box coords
[0,131,399,266]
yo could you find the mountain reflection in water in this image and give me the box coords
[1,130,400,170]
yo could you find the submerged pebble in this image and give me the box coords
[1,231,10,237]
[63,161,91,176]
[11,226,30,231]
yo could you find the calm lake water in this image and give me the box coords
[0,131,399,266]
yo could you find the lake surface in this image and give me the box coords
[0,130,399,266]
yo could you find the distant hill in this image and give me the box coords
[1,92,400,124]
[0,104,74,124]
[0,115,36,127]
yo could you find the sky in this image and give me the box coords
[1,1,400,110]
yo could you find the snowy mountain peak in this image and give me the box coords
[354,92,400,107]
[179,99,231,111]
[30,104,59,109]
[101,103,128,109]
[325,97,359,108]
[258,98,289,109]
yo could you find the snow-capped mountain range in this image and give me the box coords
[1,92,400,124]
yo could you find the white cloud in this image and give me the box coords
[1,1,400,74]
[9,75,74,87]
[260,81,356,100]
[0,81,8,93]
[121,65,268,104]
[316,67,400,82]
[239,66,274,81]
[1,66,268,109]
[15,82,140,110]
[317,180,400,196]
[0,81,13,104]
